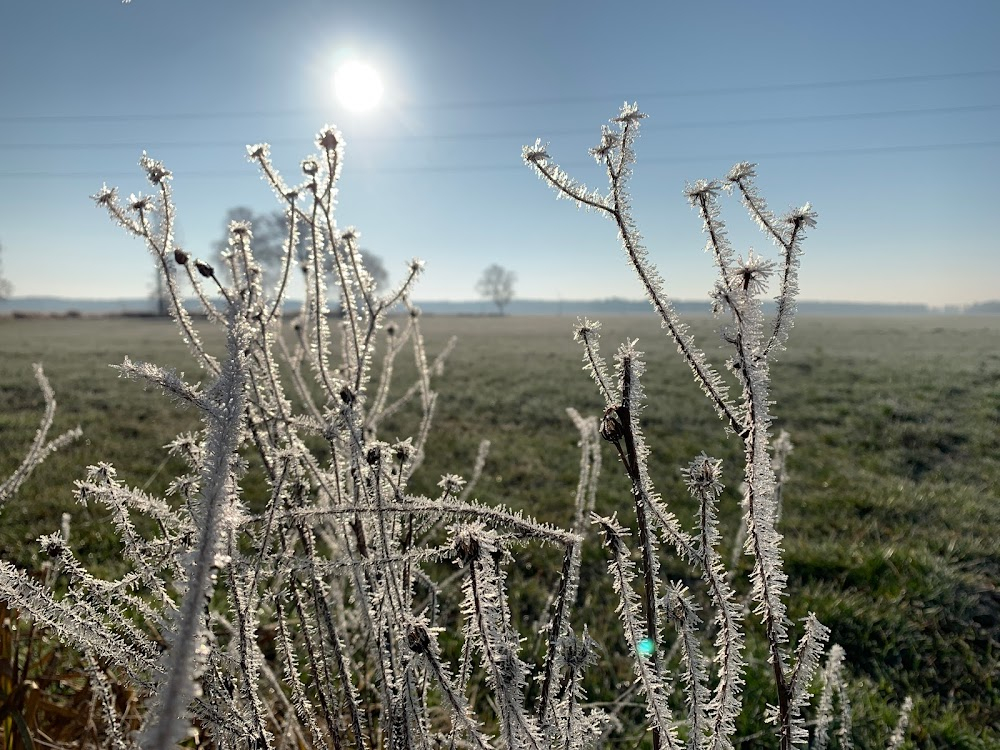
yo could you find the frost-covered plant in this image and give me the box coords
[0,109,911,750]
[0,126,604,750]
[524,103,909,750]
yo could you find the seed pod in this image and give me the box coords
[195,260,215,278]
[406,623,431,654]
[317,128,340,152]
[600,406,625,443]
[174,248,190,265]
[454,534,480,565]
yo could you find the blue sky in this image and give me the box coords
[1,0,998,306]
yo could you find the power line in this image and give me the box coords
[1,70,998,124]
[1,103,996,151]
[1,140,998,180]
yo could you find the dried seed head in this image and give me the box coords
[406,622,431,654]
[522,139,550,165]
[89,462,117,485]
[437,474,467,497]
[392,438,414,463]
[599,406,625,443]
[684,179,721,205]
[39,533,66,558]
[301,158,319,176]
[339,386,355,405]
[560,628,600,671]
[140,152,171,185]
[316,127,341,152]
[174,248,190,265]
[246,143,269,160]
[613,102,646,125]
[682,453,724,497]
[129,193,155,212]
[454,533,480,565]
[195,260,215,278]
[229,220,252,239]
[93,184,116,207]
[726,161,757,184]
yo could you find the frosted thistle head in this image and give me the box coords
[785,202,818,229]
[684,179,721,206]
[522,140,550,165]
[438,473,467,497]
[129,193,155,213]
[613,102,646,126]
[573,318,601,343]
[453,528,481,565]
[560,627,600,671]
[391,438,414,463]
[38,532,68,559]
[92,184,116,207]
[589,126,619,162]
[317,126,342,152]
[730,251,776,295]
[682,453,724,497]
[246,143,269,160]
[88,462,117,485]
[365,441,389,467]
[725,161,757,186]
[140,152,171,185]
[229,221,252,240]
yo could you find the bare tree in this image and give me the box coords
[150,266,173,316]
[476,263,516,315]
[0,240,12,300]
[214,207,388,292]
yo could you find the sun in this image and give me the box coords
[333,60,384,112]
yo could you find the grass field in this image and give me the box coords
[1,313,998,748]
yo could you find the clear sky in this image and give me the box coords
[1,0,998,306]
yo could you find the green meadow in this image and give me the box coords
[1,313,997,748]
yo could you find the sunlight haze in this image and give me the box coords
[0,0,997,307]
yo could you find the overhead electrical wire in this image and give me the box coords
[0,69,997,124]
[0,102,997,151]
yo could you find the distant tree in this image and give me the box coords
[214,207,388,292]
[0,240,12,300]
[146,202,176,316]
[150,266,173,316]
[476,263,516,315]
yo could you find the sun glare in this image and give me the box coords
[334,60,384,112]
